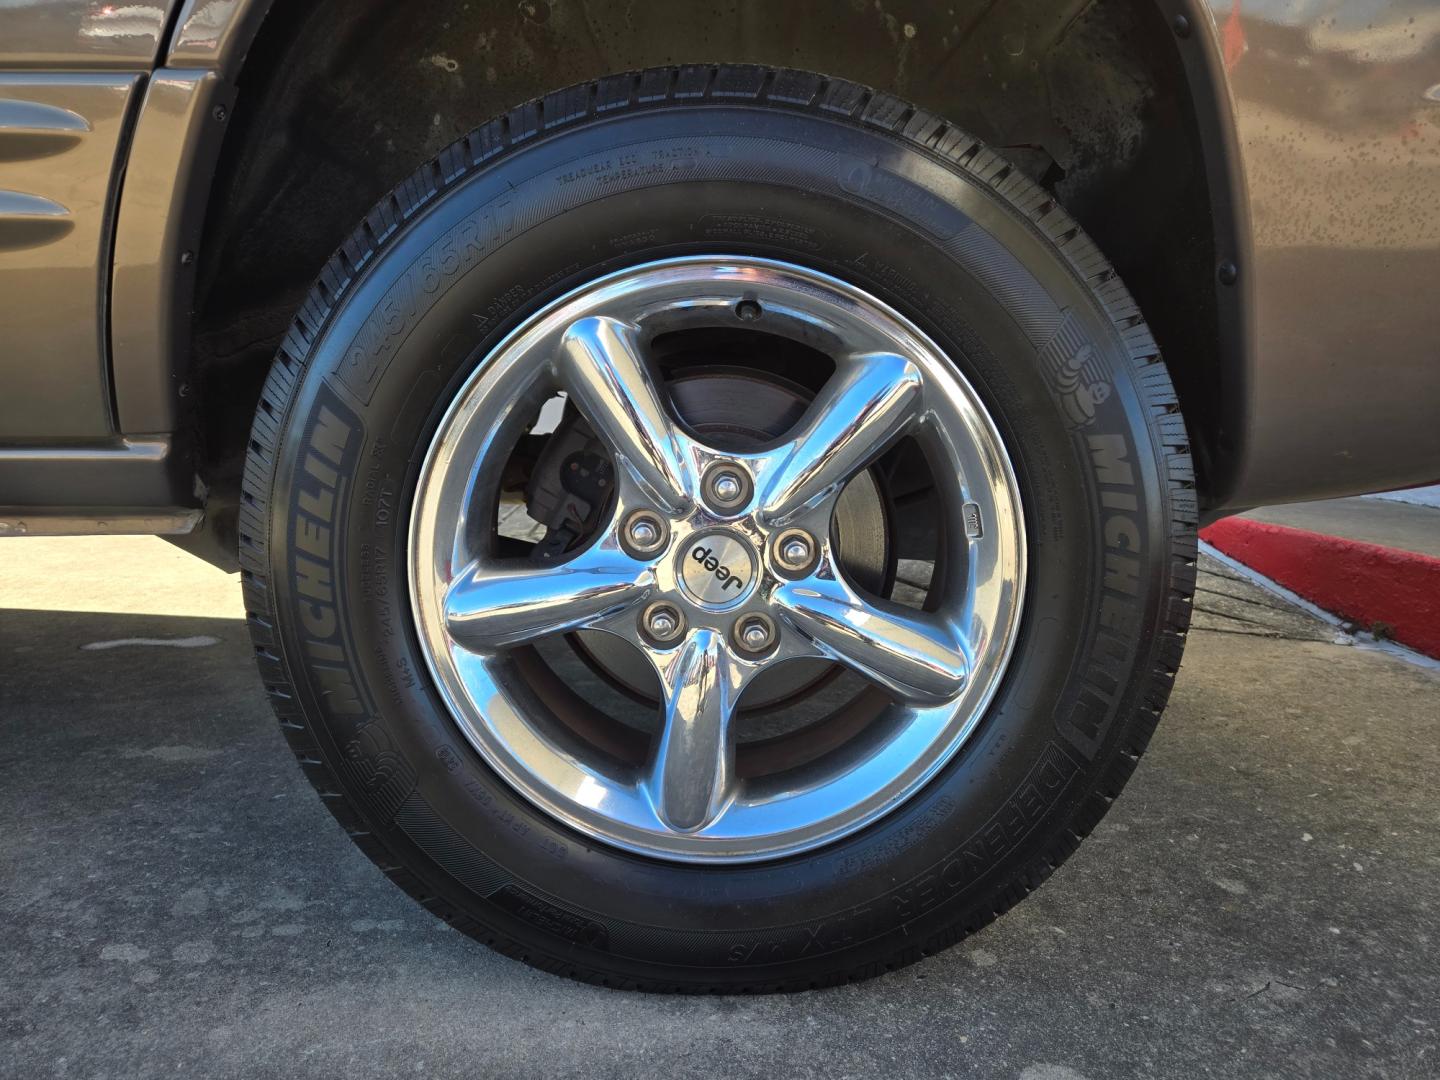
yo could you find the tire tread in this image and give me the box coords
[239,63,1198,993]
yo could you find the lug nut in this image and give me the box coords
[622,510,668,556]
[712,474,742,503]
[773,528,817,574]
[701,462,752,512]
[642,602,685,644]
[734,613,776,654]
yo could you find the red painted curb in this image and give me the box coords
[1200,518,1440,658]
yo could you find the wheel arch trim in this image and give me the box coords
[110,0,1254,512]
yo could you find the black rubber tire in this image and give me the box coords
[240,65,1196,991]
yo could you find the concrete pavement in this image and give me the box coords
[2,537,1438,1079]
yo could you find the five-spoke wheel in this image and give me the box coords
[410,257,1025,861]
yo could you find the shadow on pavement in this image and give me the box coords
[2,597,1438,1079]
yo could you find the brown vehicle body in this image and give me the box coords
[1,0,1438,549]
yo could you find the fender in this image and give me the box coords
[111,0,1255,510]
[109,0,1440,513]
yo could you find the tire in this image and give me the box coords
[240,65,1195,991]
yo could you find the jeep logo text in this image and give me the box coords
[691,545,746,591]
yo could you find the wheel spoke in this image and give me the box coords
[648,629,740,832]
[557,315,692,513]
[760,352,921,522]
[444,545,646,652]
[774,575,968,705]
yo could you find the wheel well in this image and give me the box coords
[188,0,1228,539]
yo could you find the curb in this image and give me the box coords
[1200,518,1440,658]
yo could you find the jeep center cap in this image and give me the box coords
[677,531,756,609]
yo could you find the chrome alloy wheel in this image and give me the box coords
[410,256,1025,862]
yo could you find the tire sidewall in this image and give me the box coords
[262,103,1170,981]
